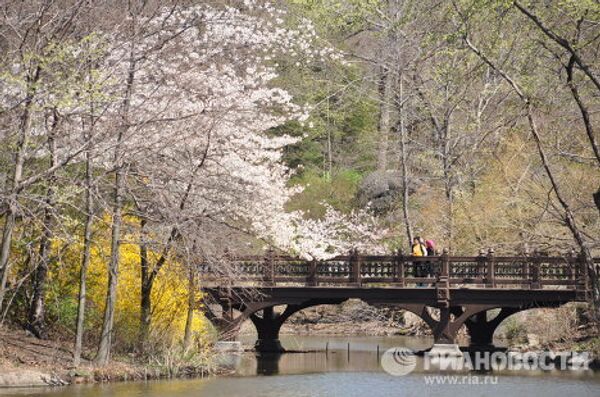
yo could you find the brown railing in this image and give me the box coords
[198,249,600,292]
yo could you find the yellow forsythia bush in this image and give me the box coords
[47,214,211,353]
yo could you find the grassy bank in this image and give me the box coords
[0,325,219,388]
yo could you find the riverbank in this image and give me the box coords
[0,326,216,388]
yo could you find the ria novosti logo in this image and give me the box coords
[381,347,417,376]
[381,346,592,376]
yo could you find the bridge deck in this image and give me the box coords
[205,285,583,306]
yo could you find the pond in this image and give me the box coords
[2,335,599,397]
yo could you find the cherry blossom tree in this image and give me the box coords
[87,1,354,360]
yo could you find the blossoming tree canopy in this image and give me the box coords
[82,2,372,259]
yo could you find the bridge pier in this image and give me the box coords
[250,306,285,353]
[464,307,520,348]
[432,307,458,344]
[465,312,494,347]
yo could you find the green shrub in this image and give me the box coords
[502,317,527,344]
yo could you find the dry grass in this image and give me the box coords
[0,324,214,384]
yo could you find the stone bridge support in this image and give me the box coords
[463,307,521,347]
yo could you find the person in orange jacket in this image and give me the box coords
[412,236,427,256]
[412,236,427,285]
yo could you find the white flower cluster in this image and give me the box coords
[258,204,389,260]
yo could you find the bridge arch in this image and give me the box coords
[441,303,567,347]
[204,298,348,352]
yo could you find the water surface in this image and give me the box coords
[2,335,599,397]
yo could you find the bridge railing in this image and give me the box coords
[198,249,599,294]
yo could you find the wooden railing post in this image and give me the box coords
[577,251,589,300]
[441,248,449,279]
[355,248,362,286]
[349,248,361,286]
[265,247,275,286]
[567,248,576,290]
[486,248,496,288]
[436,248,450,307]
[307,259,317,286]
[478,249,486,285]
[392,249,397,282]
[222,248,232,285]
[522,245,531,289]
[395,248,405,287]
[531,249,540,289]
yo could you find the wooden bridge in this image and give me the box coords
[201,249,599,352]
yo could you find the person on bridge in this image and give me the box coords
[412,236,427,257]
[412,236,428,286]
[425,239,436,279]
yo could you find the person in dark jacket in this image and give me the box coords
[425,239,436,278]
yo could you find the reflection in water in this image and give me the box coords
[233,334,435,376]
[255,353,282,375]
[1,335,599,397]
[236,350,386,376]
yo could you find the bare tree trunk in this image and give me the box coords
[27,218,52,339]
[443,150,454,248]
[325,94,333,179]
[565,57,600,167]
[27,111,59,339]
[183,267,195,352]
[74,158,93,365]
[326,124,333,179]
[412,78,455,246]
[95,165,123,365]
[0,67,41,312]
[95,50,135,365]
[397,76,413,246]
[139,218,152,348]
[377,66,393,171]
[0,214,17,313]
[74,103,95,366]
